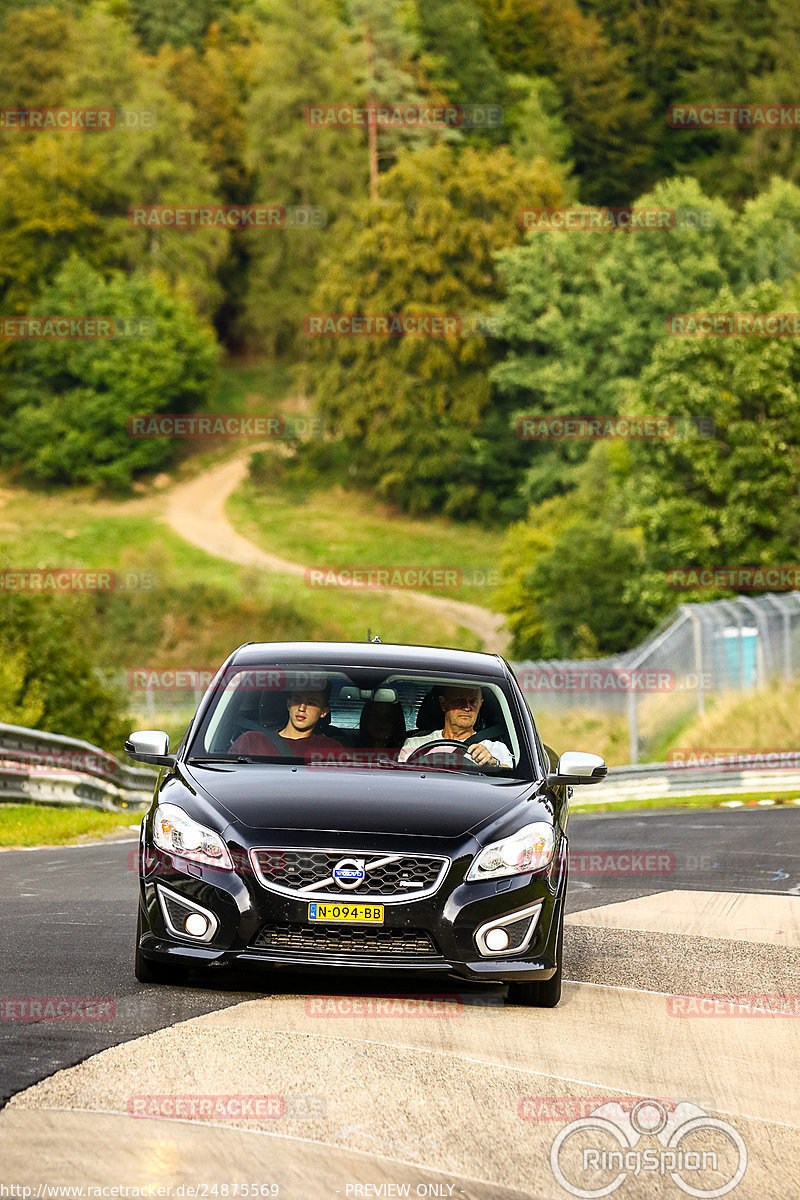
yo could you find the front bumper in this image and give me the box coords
[136,837,567,984]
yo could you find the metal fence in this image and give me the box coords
[514,592,800,763]
[100,592,800,769]
[0,722,155,810]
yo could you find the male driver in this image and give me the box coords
[398,685,512,768]
[230,687,342,757]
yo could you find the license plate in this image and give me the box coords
[308,902,384,923]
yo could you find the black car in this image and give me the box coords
[128,641,606,1007]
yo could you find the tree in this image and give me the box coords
[348,0,443,199]
[493,441,650,658]
[580,0,719,188]
[626,279,800,601]
[0,5,76,108]
[475,0,650,203]
[674,0,800,202]
[413,0,512,145]
[240,0,366,355]
[308,143,564,520]
[0,591,129,752]
[0,5,231,321]
[0,256,219,490]
[127,0,232,52]
[491,176,738,504]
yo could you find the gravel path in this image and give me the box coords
[163,452,510,654]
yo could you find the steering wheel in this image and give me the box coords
[404,739,482,770]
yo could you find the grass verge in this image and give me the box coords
[0,804,142,847]
[570,790,800,815]
[227,473,500,608]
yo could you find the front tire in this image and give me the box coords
[134,908,189,985]
[507,912,563,1008]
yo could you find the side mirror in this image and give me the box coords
[125,730,176,767]
[547,750,607,786]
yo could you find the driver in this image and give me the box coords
[398,685,512,768]
[230,687,343,758]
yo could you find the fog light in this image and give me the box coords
[484,927,510,952]
[185,912,209,938]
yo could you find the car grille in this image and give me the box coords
[250,849,447,899]
[251,923,439,957]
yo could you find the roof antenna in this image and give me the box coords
[367,629,382,642]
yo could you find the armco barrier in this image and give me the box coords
[1,722,797,812]
[584,760,800,806]
[0,722,155,811]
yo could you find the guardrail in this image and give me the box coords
[0,722,155,811]
[584,760,800,806]
[2,721,798,812]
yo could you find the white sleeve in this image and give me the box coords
[483,739,513,767]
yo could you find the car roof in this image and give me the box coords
[228,641,509,679]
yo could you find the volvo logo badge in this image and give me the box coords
[332,857,366,890]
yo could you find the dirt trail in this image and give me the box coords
[163,451,510,653]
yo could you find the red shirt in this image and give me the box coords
[229,730,343,758]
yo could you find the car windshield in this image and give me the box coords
[186,665,529,777]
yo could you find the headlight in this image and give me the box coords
[152,803,233,870]
[466,822,555,881]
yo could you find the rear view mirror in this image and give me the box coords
[125,730,176,767]
[547,750,607,786]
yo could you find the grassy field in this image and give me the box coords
[227,473,501,608]
[571,792,800,814]
[0,804,141,847]
[534,677,800,767]
[0,488,481,668]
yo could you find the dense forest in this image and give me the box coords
[1,0,799,662]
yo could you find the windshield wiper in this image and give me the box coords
[186,755,262,764]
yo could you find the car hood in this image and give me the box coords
[179,762,546,839]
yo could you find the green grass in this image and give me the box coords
[0,490,481,678]
[213,360,294,414]
[227,475,500,607]
[571,790,800,814]
[0,804,142,847]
